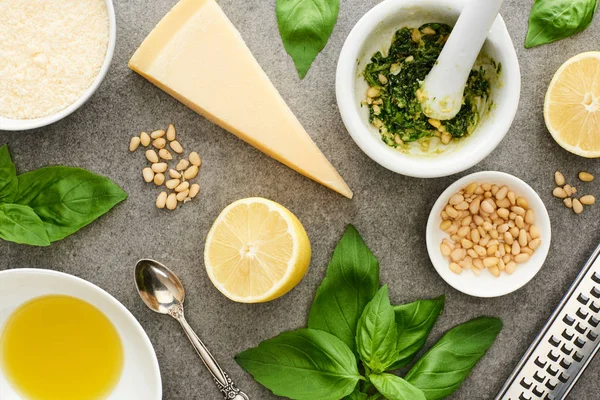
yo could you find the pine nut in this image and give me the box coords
[183,165,199,180]
[522,247,534,255]
[515,215,524,229]
[142,167,154,183]
[440,220,452,231]
[514,253,530,263]
[479,236,490,247]
[487,246,498,256]
[525,209,534,225]
[153,173,165,186]
[553,187,568,198]
[151,130,165,139]
[555,171,565,186]
[166,179,180,189]
[153,138,166,149]
[580,195,595,205]
[484,257,499,267]
[564,184,573,196]
[455,201,469,210]
[140,132,151,146]
[573,198,584,214]
[496,198,511,208]
[156,191,167,209]
[496,186,508,200]
[497,208,509,219]
[511,206,526,216]
[512,241,520,255]
[505,262,517,274]
[146,150,159,163]
[166,193,177,210]
[456,226,469,237]
[367,87,380,98]
[170,140,184,154]
[481,199,495,214]
[529,238,541,250]
[498,223,509,233]
[166,124,176,141]
[176,159,189,171]
[517,198,529,209]
[151,162,168,173]
[129,136,141,152]
[176,190,189,202]
[461,239,473,249]
[189,151,201,167]
[504,231,514,245]
[473,245,486,257]
[159,149,173,160]
[530,225,540,239]
[482,183,492,191]
[489,229,499,239]
[507,191,516,205]
[451,249,465,262]
[465,182,478,194]
[189,183,200,198]
[461,215,472,226]
[469,198,481,214]
[467,249,478,258]
[449,194,464,205]
[471,229,480,243]
[510,227,519,238]
[449,263,462,274]
[579,171,594,182]
[441,243,451,256]
[175,181,190,193]
[518,229,528,247]
[169,169,181,179]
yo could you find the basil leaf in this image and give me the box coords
[356,285,398,372]
[370,373,426,400]
[345,387,368,400]
[405,317,502,400]
[0,204,50,246]
[235,328,361,400]
[389,296,445,369]
[525,0,599,48]
[14,166,127,242]
[276,0,340,78]
[0,145,18,204]
[308,225,379,354]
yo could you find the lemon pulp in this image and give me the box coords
[0,295,124,400]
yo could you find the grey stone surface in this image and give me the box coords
[2,0,600,399]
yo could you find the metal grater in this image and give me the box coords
[496,243,600,400]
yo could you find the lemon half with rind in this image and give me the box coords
[545,51,600,158]
[204,197,311,303]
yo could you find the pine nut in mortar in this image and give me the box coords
[439,183,541,277]
[0,0,109,119]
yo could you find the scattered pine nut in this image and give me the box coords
[142,167,154,183]
[553,187,568,198]
[184,165,199,180]
[563,198,573,208]
[166,124,176,141]
[156,191,167,209]
[166,193,177,210]
[175,181,190,193]
[140,132,151,147]
[564,184,573,196]
[153,138,166,149]
[555,171,565,186]
[159,149,173,160]
[189,152,201,167]
[169,169,181,179]
[129,137,141,152]
[189,183,200,198]
[151,163,168,173]
[153,173,165,186]
[170,140,184,154]
[166,179,180,189]
[579,171,594,182]
[573,198,584,214]
[580,195,595,205]
[176,159,189,171]
[176,189,189,202]
[146,150,159,163]
[151,130,165,139]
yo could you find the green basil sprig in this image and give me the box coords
[236,225,502,400]
[276,0,340,78]
[526,0,599,48]
[0,145,127,246]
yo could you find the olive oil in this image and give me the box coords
[0,295,124,400]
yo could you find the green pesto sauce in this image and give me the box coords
[363,23,496,148]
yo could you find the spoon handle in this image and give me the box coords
[169,305,249,400]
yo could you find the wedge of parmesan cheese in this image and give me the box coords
[129,0,352,198]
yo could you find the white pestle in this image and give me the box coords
[420,0,503,120]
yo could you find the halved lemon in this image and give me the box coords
[204,197,311,303]
[545,52,600,157]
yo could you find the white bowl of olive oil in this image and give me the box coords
[0,269,161,400]
[336,0,521,178]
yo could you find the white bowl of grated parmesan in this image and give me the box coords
[0,0,116,131]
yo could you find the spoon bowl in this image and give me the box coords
[135,259,185,315]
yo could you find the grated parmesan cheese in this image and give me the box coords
[0,0,109,119]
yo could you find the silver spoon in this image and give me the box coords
[135,259,249,400]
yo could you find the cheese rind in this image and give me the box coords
[129,0,352,198]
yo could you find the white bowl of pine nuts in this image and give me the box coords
[426,171,551,297]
